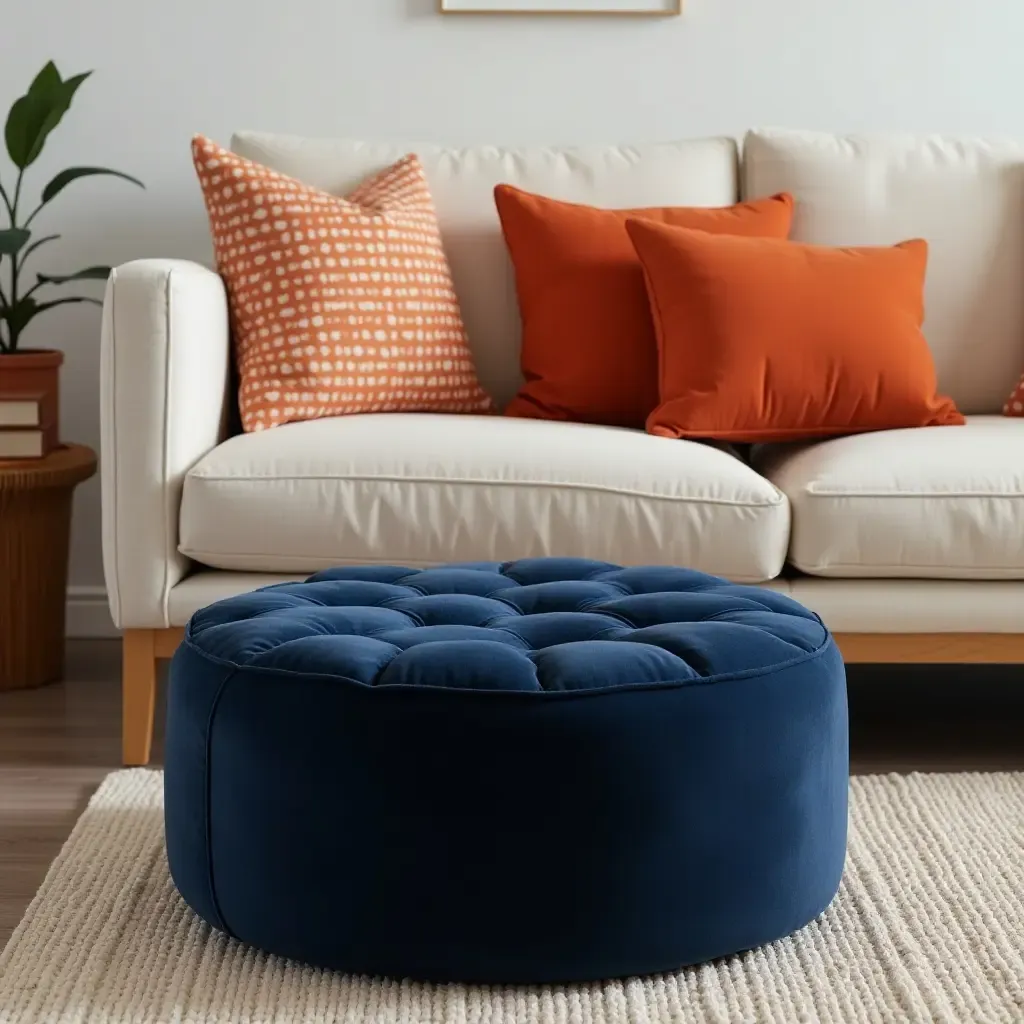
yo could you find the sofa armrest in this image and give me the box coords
[101,260,231,629]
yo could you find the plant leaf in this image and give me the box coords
[30,62,62,96]
[4,65,91,169]
[0,297,38,340]
[18,233,59,265]
[5,95,52,169]
[4,62,63,168]
[42,166,144,204]
[0,227,31,255]
[33,296,104,312]
[37,266,111,286]
[25,72,91,168]
[0,294,102,344]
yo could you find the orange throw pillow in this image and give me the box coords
[1005,375,1024,416]
[626,220,964,442]
[192,136,492,432]
[495,187,794,428]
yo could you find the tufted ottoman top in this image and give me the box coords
[187,558,828,690]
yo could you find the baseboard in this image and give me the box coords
[66,586,118,639]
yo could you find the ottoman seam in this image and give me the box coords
[202,665,241,939]
[179,627,836,697]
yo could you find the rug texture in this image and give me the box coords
[0,770,1022,1024]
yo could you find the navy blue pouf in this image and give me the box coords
[165,558,848,984]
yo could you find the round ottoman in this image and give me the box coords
[165,558,848,984]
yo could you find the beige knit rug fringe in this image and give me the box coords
[1,771,1022,1023]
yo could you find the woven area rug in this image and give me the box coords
[1,771,1022,1023]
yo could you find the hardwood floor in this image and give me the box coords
[0,642,1022,949]
[0,642,165,951]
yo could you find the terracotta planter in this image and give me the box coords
[0,349,62,456]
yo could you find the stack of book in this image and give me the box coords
[0,392,58,459]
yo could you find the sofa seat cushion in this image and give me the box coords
[179,414,789,582]
[755,416,1024,579]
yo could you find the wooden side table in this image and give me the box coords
[0,444,97,690]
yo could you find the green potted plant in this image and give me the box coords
[0,62,142,457]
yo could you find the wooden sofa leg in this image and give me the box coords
[122,629,158,766]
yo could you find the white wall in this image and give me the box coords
[3,0,1024,632]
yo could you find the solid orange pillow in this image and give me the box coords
[192,136,493,432]
[496,187,794,428]
[626,219,964,442]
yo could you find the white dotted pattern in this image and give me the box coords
[2,769,1024,1022]
[192,137,493,432]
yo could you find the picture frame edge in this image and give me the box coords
[438,0,681,15]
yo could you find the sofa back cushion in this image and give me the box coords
[232,132,739,409]
[744,129,1024,414]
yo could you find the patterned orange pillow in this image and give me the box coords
[1006,375,1024,417]
[191,136,493,431]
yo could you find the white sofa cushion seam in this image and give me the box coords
[801,488,1024,499]
[188,473,786,507]
[791,559,1024,573]
[106,271,123,628]
[160,271,173,626]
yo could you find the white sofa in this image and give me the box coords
[101,128,1024,765]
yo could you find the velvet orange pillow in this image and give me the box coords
[192,136,492,432]
[1005,375,1024,416]
[626,219,964,441]
[495,187,794,428]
